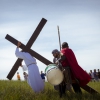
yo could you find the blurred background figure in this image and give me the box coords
[94,69,99,82]
[23,72,28,81]
[40,71,46,82]
[89,70,95,82]
[17,72,21,80]
[97,69,100,81]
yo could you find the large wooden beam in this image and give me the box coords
[6,18,47,80]
[5,34,99,94]
[81,85,99,94]
[5,34,52,65]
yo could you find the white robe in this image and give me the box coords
[22,65,28,71]
[15,48,44,93]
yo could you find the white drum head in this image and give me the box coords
[46,68,64,85]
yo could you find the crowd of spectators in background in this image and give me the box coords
[17,69,100,83]
[88,69,100,82]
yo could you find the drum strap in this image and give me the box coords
[47,67,57,73]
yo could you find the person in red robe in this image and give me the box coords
[60,42,91,86]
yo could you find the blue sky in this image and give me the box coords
[0,0,100,80]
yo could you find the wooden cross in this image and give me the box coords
[5,18,99,94]
[6,18,49,80]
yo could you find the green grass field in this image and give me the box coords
[0,80,100,100]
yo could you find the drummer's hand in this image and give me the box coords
[55,60,59,64]
[63,69,65,72]
[60,52,63,56]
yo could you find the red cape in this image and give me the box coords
[61,48,91,86]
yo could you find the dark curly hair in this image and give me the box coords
[62,42,69,48]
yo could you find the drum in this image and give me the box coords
[45,64,64,85]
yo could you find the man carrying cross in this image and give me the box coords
[15,41,44,93]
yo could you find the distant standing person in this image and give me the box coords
[97,69,100,81]
[94,69,99,81]
[40,71,46,82]
[17,72,21,80]
[15,41,44,93]
[20,62,28,81]
[23,72,28,81]
[90,70,95,82]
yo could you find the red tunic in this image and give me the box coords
[61,48,91,86]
